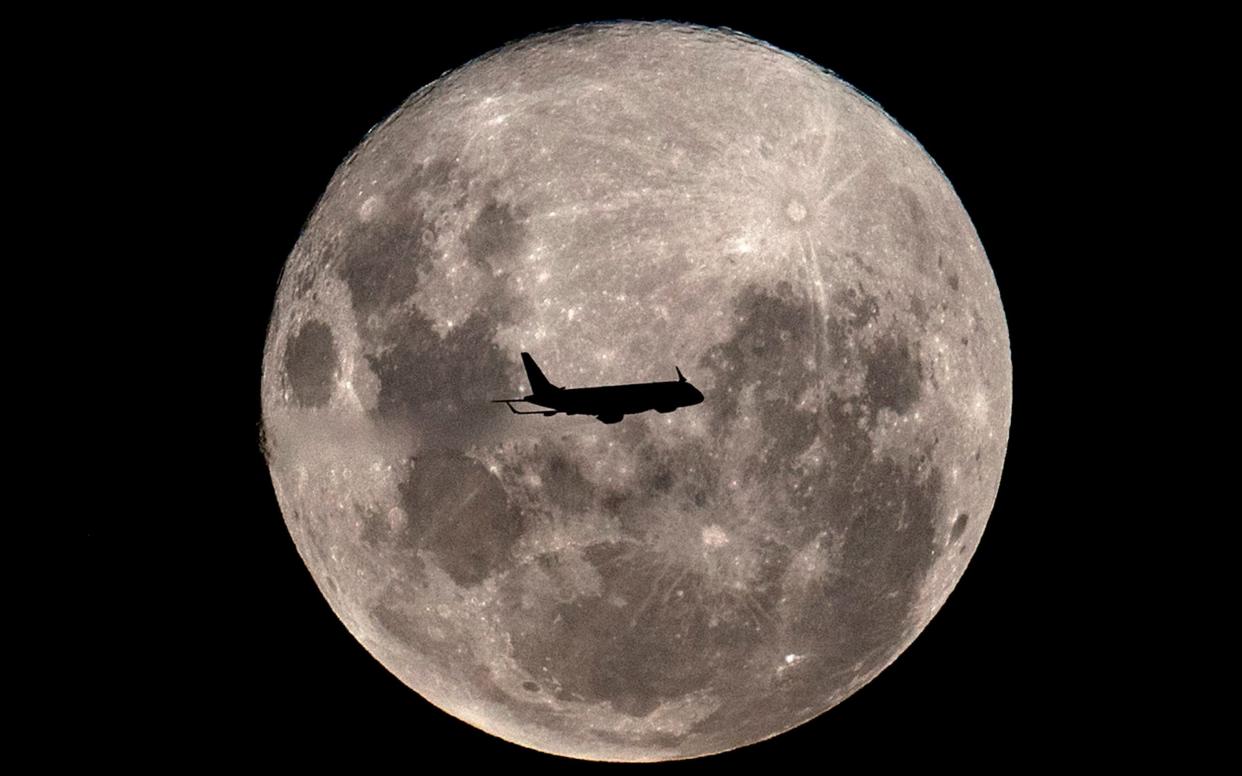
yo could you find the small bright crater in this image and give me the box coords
[702,524,729,547]
[359,195,382,222]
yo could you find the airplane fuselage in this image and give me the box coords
[495,352,705,424]
[526,379,703,418]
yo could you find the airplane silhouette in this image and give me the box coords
[493,352,704,424]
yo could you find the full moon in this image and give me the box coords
[261,22,1011,762]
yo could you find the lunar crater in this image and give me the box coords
[784,196,808,224]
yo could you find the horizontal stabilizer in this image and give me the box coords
[492,398,561,416]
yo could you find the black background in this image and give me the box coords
[90,9,1120,769]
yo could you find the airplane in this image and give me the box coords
[493,352,704,424]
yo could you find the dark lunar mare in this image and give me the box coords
[283,319,337,407]
[357,278,951,754]
[689,281,943,750]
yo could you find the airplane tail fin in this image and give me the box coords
[521,352,559,395]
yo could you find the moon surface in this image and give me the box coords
[261,22,1011,762]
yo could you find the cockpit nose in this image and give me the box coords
[686,384,705,405]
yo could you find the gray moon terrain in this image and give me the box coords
[261,22,1011,762]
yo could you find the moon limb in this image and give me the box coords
[261,22,1011,762]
